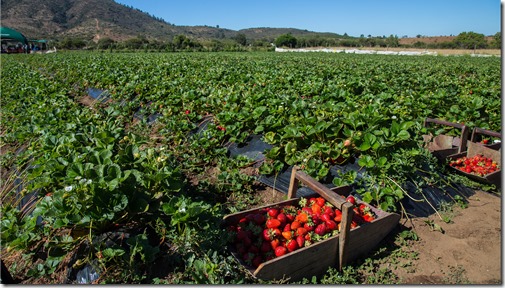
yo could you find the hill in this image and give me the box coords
[0,0,345,42]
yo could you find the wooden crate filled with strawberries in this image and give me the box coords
[446,127,501,187]
[222,167,400,281]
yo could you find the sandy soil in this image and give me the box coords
[396,190,501,284]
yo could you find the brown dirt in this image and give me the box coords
[77,94,98,107]
[395,190,501,284]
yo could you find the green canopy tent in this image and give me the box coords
[28,39,48,51]
[0,26,28,45]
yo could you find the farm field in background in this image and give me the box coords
[0,51,501,284]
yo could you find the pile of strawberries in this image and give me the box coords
[449,154,499,176]
[226,195,377,268]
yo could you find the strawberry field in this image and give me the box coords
[0,51,501,284]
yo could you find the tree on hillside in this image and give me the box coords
[97,37,115,49]
[124,36,149,49]
[491,32,501,49]
[275,33,297,48]
[59,37,86,49]
[173,34,191,49]
[234,33,247,46]
[386,34,399,47]
[454,31,487,50]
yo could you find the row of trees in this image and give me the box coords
[53,34,273,52]
[275,32,501,50]
[52,31,501,52]
[275,33,401,48]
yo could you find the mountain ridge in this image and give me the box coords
[0,0,347,42]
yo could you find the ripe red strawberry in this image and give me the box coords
[290,220,301,230]
[282,205,297,221]
[323,206,334,217]
[263,228,281,241]
[296,235,305,248]
[266,219,281,229]
[362,214,374,223]
[334,209,342,222]
[325,220,338,231]
[346,195,356,205]
[296,227,307,236]
[302,207,313,215]
[274,246,287,257]
[270,238,281,250]
[262,229,272,241]
[286,239,298,252]
[304,222,315,232]
[315,197,326,207]
[277,213,287,224]
[320,213,332,222]
[315,223,327,236]
[285,213,295,222]
[267,208,279,218]
[283,223,291,232]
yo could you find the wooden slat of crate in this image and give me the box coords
[254,234,340,282]
[344,212,401,262]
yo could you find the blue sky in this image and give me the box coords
[114,0,501,37]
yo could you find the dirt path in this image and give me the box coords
[394,190,501,284]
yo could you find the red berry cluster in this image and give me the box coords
[226,195,377,268]
[449,154,499,176]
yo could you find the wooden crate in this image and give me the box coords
[446,128,501,187]
[223,167,400,282]
[422,117,470,160]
